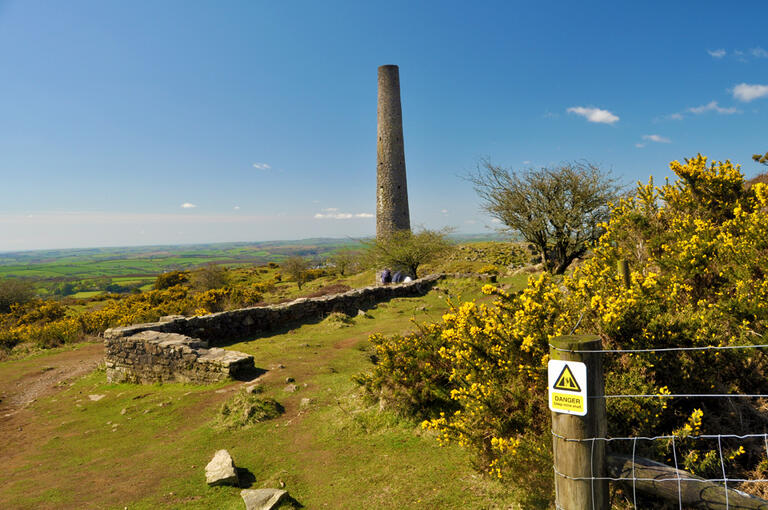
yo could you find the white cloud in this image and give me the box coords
[233,206,240,210]
[441,209,448,214]
[181,203,197,209]
[314,212,373,219]
[732,83,768,102]
[321,207,339,212]
[687,101,740,114]
[522,160,531,165]
[635,143,646,148]
[252,162,271,170]
[566,106,619,124]
[655,112,684,122]
[490,218,502,224]
[711,48,768,62]
[643,134,671,144]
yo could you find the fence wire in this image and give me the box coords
[552,432,768,509]
[550,341,768,510]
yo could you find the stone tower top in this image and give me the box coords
[376,65,411,239]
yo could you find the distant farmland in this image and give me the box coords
[0,239,365,284]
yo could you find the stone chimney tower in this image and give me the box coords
[376,64,411,239]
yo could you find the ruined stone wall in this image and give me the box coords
[105,331,254,384]
[104,274,442,344]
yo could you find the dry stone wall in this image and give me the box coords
[103,275,441,384]
[105,331,255,384]
[104,274,441,343]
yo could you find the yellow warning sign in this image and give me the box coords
[553,365,581,392]
[548,360,588,416]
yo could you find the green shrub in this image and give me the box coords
[323,312,354,328]
[0,278,35,313]
[190,263,228,291]
[214,391,284,430]
[354,322,455,419]
[154,271,189,290]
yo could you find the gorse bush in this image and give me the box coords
[354,322,457,419]
[0,282,264,352]
[357,155,768,505]
[154,270,189,290]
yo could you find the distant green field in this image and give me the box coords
[0,239,367,283]
[0,235,510,301]
[71,291,102,299]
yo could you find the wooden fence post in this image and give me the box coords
[550,335,608,510]
[617,259,630,289]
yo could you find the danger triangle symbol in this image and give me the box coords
[553,364,581,392]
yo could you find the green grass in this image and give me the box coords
[70,291,102,298]
[0,240,364,281]
[0,276,530,509]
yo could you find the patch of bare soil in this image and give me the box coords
[333,336,362,349]
[0,341,104,417]
[304,284,352,298]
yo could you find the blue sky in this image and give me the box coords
[1,0,766,251]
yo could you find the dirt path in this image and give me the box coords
[0,341,104,417]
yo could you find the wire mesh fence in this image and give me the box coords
[549,340,768,510]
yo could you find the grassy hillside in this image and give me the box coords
[0,275,530,509]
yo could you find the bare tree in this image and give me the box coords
[190,263,228,290]
[282,256,310,289]
[330,248,361,276]
[471,160,620,274]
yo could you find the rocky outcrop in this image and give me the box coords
[104,274,442,344]
[104,331,254,384]
[205,449,239,487]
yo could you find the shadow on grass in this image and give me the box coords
[236,467,256,488]
[232,366,268,382]
[280,495,304,509]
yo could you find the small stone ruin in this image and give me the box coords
[104,330,254,384]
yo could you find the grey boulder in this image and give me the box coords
[241,488,289,510]
[205,449,239,486]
